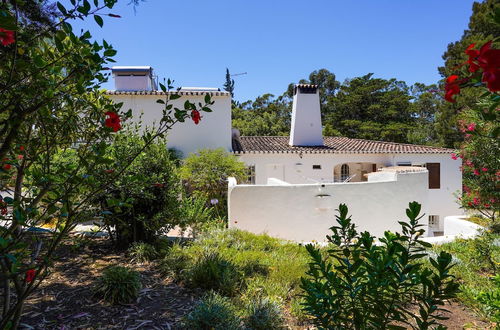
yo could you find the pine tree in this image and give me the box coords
[223,68,235,98]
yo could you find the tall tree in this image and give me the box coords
[325,74,415,143]
[434,0,500,148]
[223,68,235,98]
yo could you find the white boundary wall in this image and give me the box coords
[228,171,430,242]
[236,153,463,232]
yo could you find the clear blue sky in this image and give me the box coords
[71,0,477,102]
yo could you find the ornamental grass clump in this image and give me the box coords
[183,291,241,330]
[243,297,285,330]
[128,242,159,263]
[187,250,243,297]
[94,266,141,305]
[301,202,460,329]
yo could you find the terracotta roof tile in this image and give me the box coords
[233,136,452,154]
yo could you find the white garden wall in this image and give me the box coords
[236,152,463,232]
[228,170,430,242]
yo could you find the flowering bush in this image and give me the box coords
[442,37,499,224]
[0,1,212,327]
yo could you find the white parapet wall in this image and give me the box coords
[228,168,430,242]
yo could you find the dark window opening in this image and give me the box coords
[313,165,321,170]
[427,163,440,189]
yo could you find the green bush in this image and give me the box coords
[179,196,215,238]
[301,202,460,329]
[187,251,243,296]
[476,274,500,322]
[183,291,241,330]
[180,148,247,217]
[93,134,183,248]
[94,266,141,305]
[160,243,191,282]
[243,298,284,330]
[128,242,159,263]
[471,231,499,272]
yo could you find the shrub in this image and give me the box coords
[476,275,500,322]
[183,291,241,330]
[301,202,460,329]
[160,243,192,282]
[180,148,247,217]
[94,134,183,248]
[94,266,141,305]
[471,231,499,273]
[187,251,243,296]
[243,298,284,330]
[179,196,215,238]
[128,242,159,263]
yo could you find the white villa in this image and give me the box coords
[106,66,465,241]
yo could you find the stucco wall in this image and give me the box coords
[228,171,430,242]
[108,94,232,157]
[236,152,463,232]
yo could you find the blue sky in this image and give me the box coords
[71,0,476,102]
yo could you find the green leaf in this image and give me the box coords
[94,15,104,27]
[57,2,68,15]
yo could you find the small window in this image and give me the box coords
[397,162,411,166]
[427,163,441,189]
[340,164,350,181]
[312,165,321,170]
[246,165,256,184]
[429,215,439,228]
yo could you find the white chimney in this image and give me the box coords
[289,84,323,146]
[112,66,156,91]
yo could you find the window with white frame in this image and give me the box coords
[428,215,439,228]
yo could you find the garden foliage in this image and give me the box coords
[183,291,241,330]
[180,148,247,216]
[301,202,460,329]
[94,265,141,305]
[93,133,182,247]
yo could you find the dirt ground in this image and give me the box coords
[20,237,494,329]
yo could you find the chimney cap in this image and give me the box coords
[295,83,318,88]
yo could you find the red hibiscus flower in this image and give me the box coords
[477,43,500,92]
[191,110,201,125]
[0,28,15,46]
[465,43,480,73]
[3,164,11,171]
[25,269,36,283]
[444,75,460,103]
[105,111,121,132]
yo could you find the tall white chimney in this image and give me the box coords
[111,66,156,91]
[289,84,323,146]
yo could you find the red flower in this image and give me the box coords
[17,155,23,160]
[3,164,11,171]
[25,269,36,283]
[451,153,458,160]
[476,41,500,92]
[473,197,480,206]
[467,123,476,132]
[19,146,25,152]
[104,111,121,132]
[152,183,165,188]
[465,43,480,73]
[104,169,114,174]
[0,28,15,46]
[482,167,488,172]
[1,207,7,215]
[444,75,460,103]
[191,110,201,125]
[473,169,480,176]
